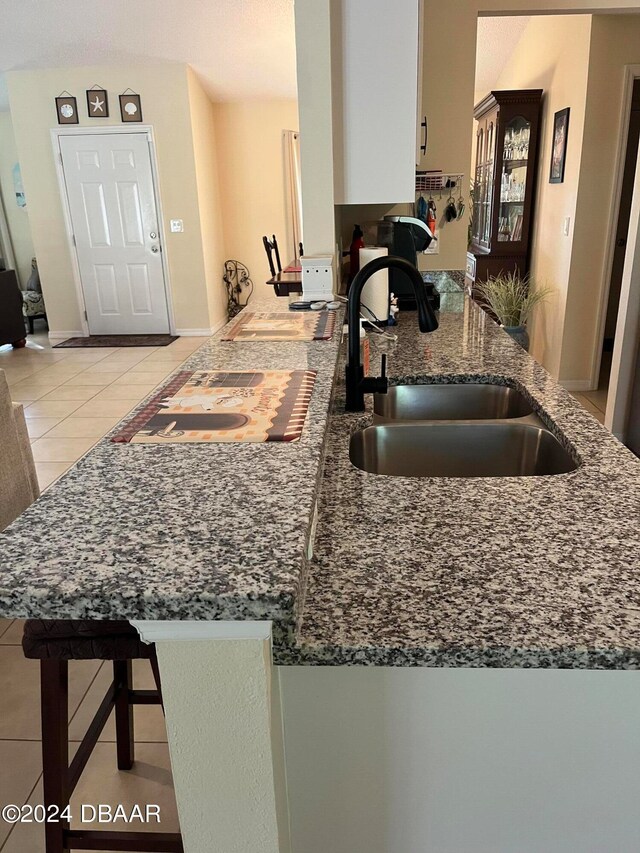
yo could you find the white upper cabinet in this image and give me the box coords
[332,0,420,205]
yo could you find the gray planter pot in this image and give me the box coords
[503,325,530,351]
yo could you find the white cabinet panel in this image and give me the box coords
[333,0,419,204]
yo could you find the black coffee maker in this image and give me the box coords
[364,216,434,309]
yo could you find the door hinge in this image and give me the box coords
[59,152,63,165]
[83,310,88,321]
[71,234,76,247]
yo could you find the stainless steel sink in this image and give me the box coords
[373,383,534,422]
[349,423,577,478]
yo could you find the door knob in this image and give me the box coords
[150,232,157,239]
[151,245,159,253]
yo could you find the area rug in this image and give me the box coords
[222,311,336,342]
[111,369,317,444]
[54,334,179,348]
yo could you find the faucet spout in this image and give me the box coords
[345,255,438,412]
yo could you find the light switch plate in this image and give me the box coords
[170,219,184,233]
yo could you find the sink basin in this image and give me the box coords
[349,423,577,478]
[373,383,534,422]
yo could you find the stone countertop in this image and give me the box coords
[2,286,639,670]
[0,292,342,626]
[282,296,640,669]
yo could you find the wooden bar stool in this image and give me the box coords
[22,620,183,853]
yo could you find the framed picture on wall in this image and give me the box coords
[119,92,143,123]
[55,95,79,125]
[549,107,570,184]
[86,88,109,118]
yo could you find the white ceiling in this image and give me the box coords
[475,16,531,104]
[0,0,297,111]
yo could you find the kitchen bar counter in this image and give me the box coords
[0,292,341,629]
[1,289,639,668]
[288,297,640,668]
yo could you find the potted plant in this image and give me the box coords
[475,272,551,351]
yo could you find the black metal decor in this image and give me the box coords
[223,260,253,319]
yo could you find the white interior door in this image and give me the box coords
[60,132,170,335]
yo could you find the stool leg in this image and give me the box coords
[114,660,135,770]
[40,660,71,853]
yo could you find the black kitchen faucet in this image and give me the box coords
[345,255,439,412]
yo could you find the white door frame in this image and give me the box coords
[591,64,640,391]
[606,138,640,439]
[51,125,176,337]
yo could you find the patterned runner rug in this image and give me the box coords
[112,369,317,444]
[222,311,335,342]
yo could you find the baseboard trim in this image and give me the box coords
[47,331,85,344]
[175,318,226,338]
[559,380,594,392]
[50,320,226,342]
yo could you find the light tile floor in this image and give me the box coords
[0,330,208,851]
[570,351,611,426]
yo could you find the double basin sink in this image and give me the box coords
[349,383,578,478]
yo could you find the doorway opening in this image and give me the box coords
[53,127,174,337]
[596,79,640,414]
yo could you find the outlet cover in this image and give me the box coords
[170,219,184,233]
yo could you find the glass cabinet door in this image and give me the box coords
[498,116,530,242]
[473,121,496,249]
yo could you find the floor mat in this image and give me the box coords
[111,369,317,444]
[54,334,179,348]
[222,311,336,342]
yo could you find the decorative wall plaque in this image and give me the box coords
[119,91,143,123]
[86,87,109,118]
[55,93,79,125]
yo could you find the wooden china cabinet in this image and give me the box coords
[469,89,543,292]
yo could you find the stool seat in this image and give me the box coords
[23,619,154,660]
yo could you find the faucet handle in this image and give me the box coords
[380,354,387,379]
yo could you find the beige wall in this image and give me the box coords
[560,14,640,383]
[420,0,478,271]
[187,70,228,332]
[214,99,299,284]
[495,15,592,377]
[0,112,35,287]
[6,64,214,335]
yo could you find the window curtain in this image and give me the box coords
[284,130,303,259]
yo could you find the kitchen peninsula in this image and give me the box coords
[1,285,640,852]
[1,287,639,668]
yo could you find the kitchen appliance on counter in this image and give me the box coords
[363,216,433,309]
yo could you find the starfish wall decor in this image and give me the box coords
[86,88,109,118]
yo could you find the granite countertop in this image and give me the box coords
[1,282,639,669]
[284,295,640,668]
[0,291,342,628]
